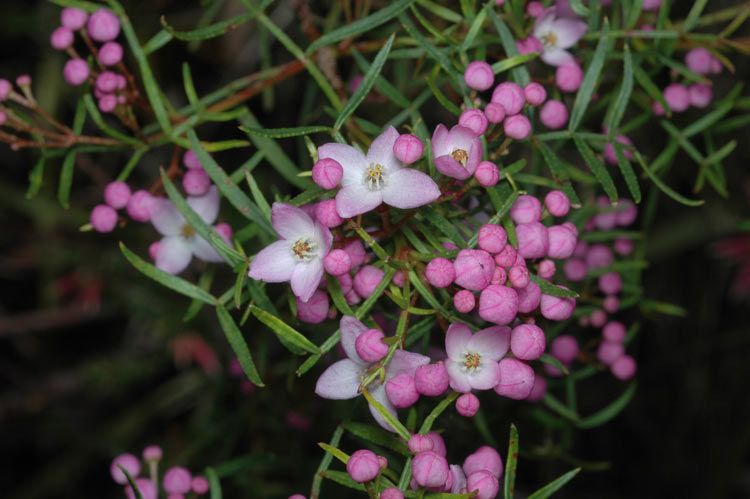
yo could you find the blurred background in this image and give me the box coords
[1,1,749,497]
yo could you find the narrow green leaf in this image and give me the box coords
[161,11,258,41]
[491,53,538,75]
[82,94,142,145]
[574,136,618,202]
[569,19,610,131]
[183,268,215,321]
[216,304,265,386]
[503,424,519,499]
[613,142,641,203]
[400,14,458,81]
[57,98,86,208]
[362,389,411,440]
[343,422,410,455]
[421,207,466,247]
[606,44,633,138]
[27,154,46,198]
[418,392,459,433]
[244,172,271,221]
[319,470,366,491]
[142,29,173,55]
[536,142,581,205]
[487,8,530,85]
[633,151,704,206]
[461,6,487,51]
[530,275,579,298]
[116,146,149,181]
[684,0,710,32]
[633,62,669,116]
[311,426,344,498]
[118,466,144,499]
[569,0,589,16]
[239,125,332,139]
[527,468,581,499]
[318,442,350,464]
[249,305,320,354]
[578,382,637,428]
[206,467,222,499]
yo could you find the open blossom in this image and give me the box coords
[315,316,429,431]
[444,323,510,393]
[533,8,587,66]
[249,203,332,302]
[150,186,226,275]
[431,124,482,180]
[317,126,440,218]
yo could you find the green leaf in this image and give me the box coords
[118,465,144,499]
[239,125,332,138]
[362,389,411,440]
[216,304,265,386]
[487,8,530,85]
[206,467,222,499]
[530,275,579,298]
[26,154,46,199]
[573,136,618,203]
[491,53,538,75]
[57,98,86,208]
[343,422,410,455]
[527,468,581,499]
[318,442,350,464]
[536,142,581,205]
[319,470,366,491]
[418,392,459,433]
[421,207,466,247]
[400,14,458,81]
[249,305,320,354]
[503,424,519,499]
[684,0,709,32]
[613,142,641,203]
[633,151,704,207]
[569,19,610,131]
[161,11,259,41]
[461,6,487,51]
[539,353,570,376]
[633,62,669,116]
[308,0,414,52]
[311,426,344,498]
[120,243,217,304]
[142,29,173,55]
[578,382,637,428]
[335,34,395,130]
[569,0,589,16]
[606,44,633,138]
[355,267,398,319]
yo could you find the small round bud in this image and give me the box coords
[503,114,532,140]
[611,355,637,380]
[393,134,424,164]
[597,341,625,365]
[347,450,380,483]
[163,467,192,494]
[555,63,584,93]
[483,102,506,124]
[456,393,480,417]
[408,434,434,454]
[510,323,545,361]
[491,82,525,116]
[510,195,542,224]
[550,335,579,364]
[104,181,131,209]
[61,8,88,30]
[474,160,500,187]
[685,47,715,75]
[598,271,623,295]
[516,222,549,260]
[191,476,209,495]
[98,95,117,113]
[215,222,233,242]
[312,158,343,190]
[323,249,352,276]
[425,257,456,288]
[0,79,11,101]
[464,61,494,91]
[412,451,450,488]
[546,224,577,260]
[540,290,575,321]
[616,199,638,226]
[110,453,141,485]
[386,373,420,408]
[380,487,405,499]
[586,244,614,269]
[478,284,519,325]
[494,358,535,399]
[517,36,543,54]
[463,446,503,478]
[643,0,662,11]
[544,190,570,217]
[540,100,568,129]
[87,9,121,42]
[50,27,74,50]
[603,295,620,313]
[315,199,343,228]
[182,168,211,196]
[426,432,447,457]
[663,83,690,113]
[126,190,153,222]
[689,83,712,108]
[494,244,517,268]
[454,249,495,291]
[466,470,500,499]
[148,242,160,261]
[491,266,507,286]
[477,224,508,254]
[296,289,329,324]
[353,265,384,298]
[603,321,627,343]
[355,329,388,363]
[453,289,476,313]
[183,150,202,169]
[524,82,547,106]
[537,259,556,279]
[614,237,634,256]
[459,108,489,136]
[603,135,634,165]
[97,72,120,93]
[527,376,547,402]
[415,362,450,396]
[142,445,162,461]
[508,265,530,289]
[516,280,541,313]
[526,1,545,16]
[343,239,367,267]
[99,41,124,66]
[63,58,90,86]
[590,309,607,328]
[91,204,118,233]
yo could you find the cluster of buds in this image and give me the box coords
[110,446,209,499]
[654,48,722,115]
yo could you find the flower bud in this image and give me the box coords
[61,7,88,30]
[494,244,517,268]
[508,265,530,289]
[182,150,202,169]
[544,190,570,217]
[355,329,388,362]
[603,296,619,313]
[87,9,121,42]
[386,373,419,408]
[516,280,541,313]
[425,257,456,288]
[99,41,124,66]
[510,195,542,224]
[517,36,543,54]
[463,446,503,478]
[598,271,622,295]
[503,114,531,140]
[516,222,549,260]
[192,476,209,495]
[663,83,690,113]
[477,224,507,253]
[415,362,450,396]
[688,83,713,109]
[563,259,587,281]
[537,259,556,279]
[125,479,156,499]
[478,284,519,325]
[540,290,575,321]
[526,1,544,16]
[353,265,384,298]
[643,0,662,11]
[491,267,507,286]
[296,289,329,324]
[611,355,637,380]
[527,376,547,402]
[142,445,162,462]
[454,249,495,291]
[616,199,638,226]
[412,451,450,488]
[347,449,381,483]
[510,324,546,361]
[685,47,715,75]
[126,190,154,222]
[597,341,625,365]
[546,224,577,260]
[0,79,11,101]
[466,470,500,499]
[91,204,118,233]
[590,309,607,328]
[524,82,547,106]
[343,240,368,267]
[98,95,117,113]
[380,487,405,499]
[312,158,343,190]
[64,58,90,86]
[323,249,351,276]
[110,453,141,485]
[459,109,489,136]
[96,71,119,93]
[103,181,131,209]
[464,61,494,91]
[426,432,447,457]
[484,102,506,124]
[586,244,614,269]
[315,199,343,228]
[453,289,476,313]
[163,467,192,494]
[495,358,535,399]
[393,134,424,164]
[540,100,568,129]
[491,82,525,116]
[555,63,583,93]
[614,237,634,256]
[51,27,74,50]
[602,321,627,343]
[182,168,211,196]
[408,434,434,454]
[456,393,480,417]
[474,160,500,187]
[550,335,579,364]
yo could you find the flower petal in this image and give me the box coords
[450,465,467,494]
[187,186,220,224]
[248,240,296,282]
[387,350,430,378]
[271,202,316,240]
[314,359,364,400]
[368,384,400,432]
[431,124,450,156]
[467,326,511,362]
[447,125,478,152]
[469,361,501,390]
[340,315,369,364]
[435,155,473,180]
[541,47,576,66]
[366,126,402,173]
[318,143,367,187]
[188,236,223,263]
[291,259,324,303]
[533,9,556,37]
[335,184,383,218]
[553,18,587,49]
[446,323,473,360]
[313,222,333,255]
[155,236,193,274]
[446,360,473,393]
[382,169,441,210]
[150,198,184,236]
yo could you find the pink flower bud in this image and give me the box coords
[312,158,343,189]
[540,100,568,129]
[425,257,456,288]
[540,290,575,321]
[555,63,584,93]
[478,284,518,325]
[517,36,543,55]
[379,456,388,471]
[337,273,353,294]
[381,487,404,499]
[355,328,388,362]
[510,195,542,224]
[614,237,634,256]
[104,181,131,209]
[91,204,118,233]
[61,8,88,30]
[296,289,329,324]
[484,102,506,123]
[182,150,201,169]
[508,265,530,289]
[495,358,535,399]
[516,222,549,260]
[459,109,489,136]
[182,168,211,196]
[408,434,434,454]
[464,61,494,91]
[562,259,586,281]
[344,239,368,267]
[466,470,500,499]
[412,451,450,488]
[346,289,361,305]
[537,259,556,279]
[323,249,351,276]
[526,1,545,16]
[454,249,495,291]
[383,373,418,409]
[643,0,662,10]
[98,95,117,113]
[603,295,620,313]
[125,479,157,499]
[510,324,546,360]
[426,432,447,457]
[0,79,11,101]
[685,47,715,75]
[688,83,712,108]
[494,244,517,268]
[544,190,570,217]
[347,449,380,483]
[99,41,124,66]
[315,199,343,228]
[663,83,690,113]
[164,467,192,494]
[550,335,579,364]
[190,476,209,495]
[546,224,576,260]
[393,134,424,164]
[603,135,634,165]
[96,71,119,93]
[415,362,450,396]
[597,341,625,365]
[142,445,162,461]
[603,321,627,343]
[463,446,503,478]
[477,224,508,253]
[393,270,406,287]
[456,393,480,417]
[527,376,547,402]
[453,289,476,313]
[215,222,232,242]
[503,114,532,140]
[474,160,500,187]
[516,280,541,313]
[87,9,121,42]
[611,355,637,380]
[51,27,74,50]
[598,271,622,295]
[492,82,525,116]
[524,82,547,106]
[64,58,89,86]
[586,244,614,269]
[148,242,160,260]
[491,266,507,285]
[110,453,141,485]
[616,199,638,226]
[353,265,384,298]
[126,190,153,222]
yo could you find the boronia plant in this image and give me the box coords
[4,0,749,497]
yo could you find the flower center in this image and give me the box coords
[451,148,469,167]
[291,237,317,261]
[463,352,482,372]
[541,31,558,48]
[181,224,196,239]
[364,163,386,191]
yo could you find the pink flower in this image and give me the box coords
[533,8,588,66]
[249,203,332,302]
[317,127,440,218]
[444,323,510,393]
[150,186,226,275]
[315,316,429,431]
[431,124,483,180]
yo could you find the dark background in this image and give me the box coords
[1,1,749,498]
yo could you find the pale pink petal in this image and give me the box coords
[450,465,467,494]
[340,315,369,364]
[469,361,501,390]
[318,143,367,187]
[313,222,333,254]
[368,384,399,432]
[446,323,472,360]
[366,126,402,173]
[447,125,478,152]
[314,359,364,400]
[187,186,220,224]
[466,138,483,176]
[435,155,473,180]
[467,326,511,362]
[431,124,450,156]
[382,169,440,210]
[541,48,576,66]
[446,360,473,393]
[553,18,588,48]
[290,259,324,302]
[533,9,557,37]
[150,198,184,236]
[248,240,296,282]
[188,236,223,263]
[335,184,383,218]
[387,350,430,378]
[271,203,316,240]
[155,236,192,274]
